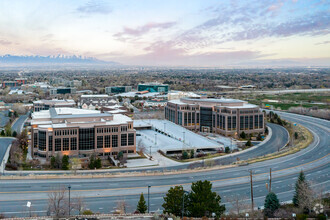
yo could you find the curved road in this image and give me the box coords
[0,112,329,217]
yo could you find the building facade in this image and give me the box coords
[79,94,117,110]
[165,98,265,137]
[105,86,132,94]
[31,108,136,159]
[33,99,76,112]
[50,87,76,95]
[138,83,169,93]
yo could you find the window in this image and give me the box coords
[259,115,263,128]
[97,136,103,148]
[254,115,259,129]
[49,136,53,151]
[71,137,77,150]
[121,126,127,132]
[233,116,237,129]
[33,132,38,148]
[249,116,253,130]
[244,116,249,130]
[105,135,111,148]
[79,128,95,150]
[121,134,127,146]
[112,135,118,147]
[228,116,232,130]
[240,116,244,130]
[55,138,61,151]
[128,133,134,145]
[38,131,46,151]
[63,138,69,151]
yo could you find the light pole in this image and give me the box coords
[149,146,152,158]
[182,190,189,219]
[248,170,254,213]
[164,122,166,133]
[182,131,185,150]
[68,185,71,216]
[148,185,151,213]
[154,133,157,145]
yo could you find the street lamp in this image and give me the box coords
[245,213,249,220]
[182,190,189,219]
[148,185,151,213]
[154,133,157,145]
[68,185,71,216]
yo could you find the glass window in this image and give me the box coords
[63,138,69,151]
[70,137,77,150]
[38,131,46,151]
[49,136,53,151]
[55,138,61,151]
[97,136,103,148]
[105,135,111,148]
[121,134,127,146]
[79,128,95,150]
[112,135,118,147]
[128,133,134,145]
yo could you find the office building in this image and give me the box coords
[50,87,76,95]
[138,83,169,93]
[165,98,265,137]
[33,99,76,112]
[79,94,117,110]
[31,108,136,159]
[105,86,132,94]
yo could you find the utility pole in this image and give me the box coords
[269,168,272,192]
[148,185,151,213]
[249,170,254,213]
[68,185,71,217]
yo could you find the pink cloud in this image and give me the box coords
[114,22,176,40]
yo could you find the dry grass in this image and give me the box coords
[236,121,313,164]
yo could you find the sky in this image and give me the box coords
[0,0,329,67]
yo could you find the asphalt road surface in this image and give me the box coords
[0,112,329,217]
[11,113,29,134]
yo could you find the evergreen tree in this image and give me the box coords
[94,158,102,169]
[245,139,252,147]
[187,180,225,217]
[88,155,95,169]
[12,131,17,137]
[240,131,246,139]
[0,130,5,136]
[62,155,69,170]
[162,185,188,216]
[136,193,147,213]
[50,156,56,169]
[293,170,306,206]
[182,151,189,159]
[264,192,280,217]
[225,146,230,153]
[190,149,194,158]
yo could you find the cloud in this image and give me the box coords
[114,22,176,40]
[76,1,112,15]
[0,39,12,45]
[122,41,264,66]
[315,40,330,45]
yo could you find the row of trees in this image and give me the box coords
[263,171,326,218]
[136,180,225,218]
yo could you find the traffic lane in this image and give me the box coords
[11,114,28,134]
[1,159,328,202]
[0,138,13,162]
[0,165,328,218]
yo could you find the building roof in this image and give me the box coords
[33,99,75,105]
[81,94,110,98]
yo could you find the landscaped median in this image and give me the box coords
[235,120,313,165]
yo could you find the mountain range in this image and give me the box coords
[0,54,119,66]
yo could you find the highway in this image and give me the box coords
[0,112,329,217]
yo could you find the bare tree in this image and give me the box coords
[71,196,85,215]
[115,200,127,214]
[227,194,249,215]
[48,187,68,217]
[297,180,315,214]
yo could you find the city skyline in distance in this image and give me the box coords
[0,0,329,67]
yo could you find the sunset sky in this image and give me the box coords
[0,0,329,66]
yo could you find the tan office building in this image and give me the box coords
[165,98,265,137]
[31,108,136,159]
